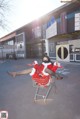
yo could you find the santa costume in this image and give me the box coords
[30,57,63,86]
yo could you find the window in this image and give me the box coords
[49,43,55,52]
[32,26,41,38]
[7,40,14,45]
[16,34,23,43]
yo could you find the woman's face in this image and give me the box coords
[42,56,50,63]
[43,57,48,62]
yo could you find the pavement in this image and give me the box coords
[0,59,80,119]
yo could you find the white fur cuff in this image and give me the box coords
[34,61,38,64]
[30,68,36,76]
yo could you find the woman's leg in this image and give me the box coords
[8,68,32,78]
[45,68,63,79]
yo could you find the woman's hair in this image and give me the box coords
[42,56,51,63]
[44,52,47,57]
[42,55,53,64]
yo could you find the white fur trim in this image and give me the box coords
[54,62,61,67]
[42,62,51,66]
[54,62,57,66]
[30,68,36,76]
[34,61,38,64]
[42,62,51,76]
[42,70,49,76]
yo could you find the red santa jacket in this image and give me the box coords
[30,61,62,86]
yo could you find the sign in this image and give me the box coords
[46,21,57,39]
[47,16,55,28]
[75,13,80,31]
[0,111,8,119]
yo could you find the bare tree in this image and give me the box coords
[0,0,12,29]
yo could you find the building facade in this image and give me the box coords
[46,0,80,62]
[0,0,80,62]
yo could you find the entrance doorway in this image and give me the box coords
[56,44,69,61]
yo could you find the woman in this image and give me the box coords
[8,56,63,80]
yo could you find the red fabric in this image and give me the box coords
[31,62,62,86]
[47,64,58,72]
[32,64,51,86]
[32,75,51,86]
[48,63,63,72]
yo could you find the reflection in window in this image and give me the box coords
[32,26,41,38]
[49,43,55,53]
[7,40,14,45]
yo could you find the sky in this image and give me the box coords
[0,0,65,38]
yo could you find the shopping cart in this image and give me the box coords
[30,62,63,103]
[32,73,57,102]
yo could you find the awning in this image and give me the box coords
[0,32,16,42]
